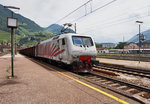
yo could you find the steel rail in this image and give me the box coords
[96,63,150,77]
[89,72,150,93]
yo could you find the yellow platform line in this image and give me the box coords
[36,60,130,104]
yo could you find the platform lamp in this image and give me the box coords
[4,6,20,77]
[136,20,143,63]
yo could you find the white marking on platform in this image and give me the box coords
[0,54,24,58]
[97,58,150,69]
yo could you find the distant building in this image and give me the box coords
[97,48,128,54]
[100,43,117,48]
[124,42,150,49]
[97,48,109,53]
[141,42,150,49]
[0,43,11,53]
[109,49,120,54]
[97,42,150,54]
[124,42,139,49]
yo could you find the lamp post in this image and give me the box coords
[4,6,20,77]
[136,21,143,63]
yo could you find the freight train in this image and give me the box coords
[20,33,99,72]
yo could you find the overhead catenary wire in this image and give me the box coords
[52,0,150,43]
[92,0,117,13]
[90,0,93,13]
[79,5,149,31]
[54,0,150,26]
[81,7,150,31]
[83,13,150,35]
[92,6,148,27]
[55,0,117,24]
[54,0,92,24]
[85,12,149,31]
[67,2,150,41]
[80,5,150,32]
[71,0,117,23]
[85,0,150,26]
[74,1,150,31]
[85,4,87,16]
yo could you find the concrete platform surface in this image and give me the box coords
[0,54,139,104]
[97,58,150,69]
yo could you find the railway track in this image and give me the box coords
[97,55,150,62]
[93,62,150,79]
[32,58,150,103]
[78,72,150,104]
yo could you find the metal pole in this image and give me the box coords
[4,6,20,77]
[11,11,14,77]
[74,23,76,33]
[139,24,140,63]
[11,28,14,77]
[15,31,17,55]
[123,36,124,54]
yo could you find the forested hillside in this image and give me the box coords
[0,4,54,48]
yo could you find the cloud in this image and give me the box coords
[1,0,150,43]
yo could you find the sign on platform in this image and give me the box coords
[7,17,18,28]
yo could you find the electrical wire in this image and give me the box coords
[71,0,117,23]
[80,10,149,32]
[79,5,149,30]
[83,13,150,34]
[54,0,92,24]
[55,0,117,24]
[92,0,117,13]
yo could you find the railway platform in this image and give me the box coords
[0,54,140,104]
[97,58,150,70]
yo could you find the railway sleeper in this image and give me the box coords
[109,83,120,87]
[126,88,139,94]
[101,81,112,84]
[99,79,107,82]
[116,86,128,89]
[133,93,150,104]
[78,73,149,103]
[96,65,150,78]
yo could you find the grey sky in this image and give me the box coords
[1,0,150,43]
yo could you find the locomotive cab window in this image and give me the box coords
[62,38,65,45]
[72,36,93,46]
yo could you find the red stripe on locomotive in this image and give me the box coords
[54,49,65,57]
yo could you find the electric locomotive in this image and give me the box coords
[20,33,99,72]
[36,33,98,72]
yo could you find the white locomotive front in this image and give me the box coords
[36,33,99,72]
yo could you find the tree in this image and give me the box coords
[115,42,127,49]
[0,41,4,52]
[95,43,102,48]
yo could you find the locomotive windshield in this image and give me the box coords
[72,36,93,46]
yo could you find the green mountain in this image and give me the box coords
[46,24,75,35]
[0,30,10,43]
[0,4,54,48]
[128,29,150,43]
